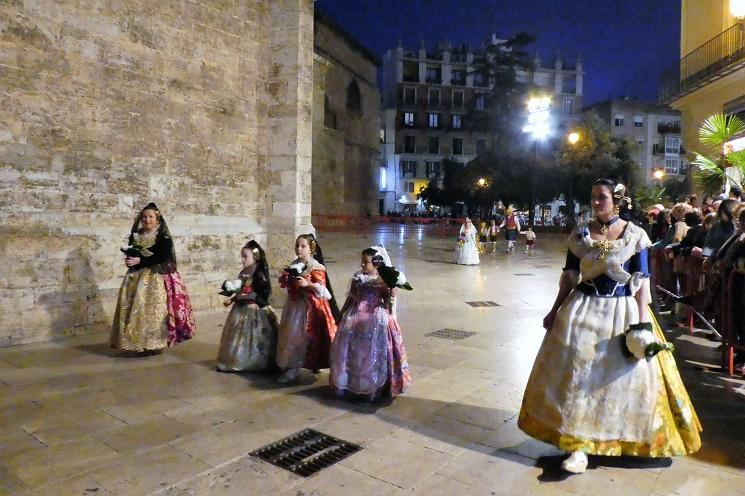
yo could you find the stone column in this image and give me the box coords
[263,0,315,269]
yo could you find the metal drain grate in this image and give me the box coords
[426,328,477,340]
[465,301,501,307]
[250,428,361,477]
[513,273,535,276]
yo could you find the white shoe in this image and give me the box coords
[561,451,588,474]
[277,368,298,384]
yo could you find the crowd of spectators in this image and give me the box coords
[649,188,745,370]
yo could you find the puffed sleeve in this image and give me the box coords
[309,269,332,300]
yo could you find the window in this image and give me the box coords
[428,113,440,128]
[425,66,441,84]
[563,97,574,114]
[402,62,419,83]
[476,138,486,155]
[404,135,416,153]
[475,94,486,110]
[403,87,416,105]
[665,158,680,174]
[452,114,462,129]
[324,96,336,130]
[346,79,362,118]
[665,137,680,155]
[636,138,644,145]
[614,114,624,127]
[406,181,415,193]
[452,137,463,155]
[400,160,416,176]
[428,89,440,107]
[451,70,466,86]
[379,166,386,190]
[403,111,415,127]
[473,72,487,87]
[452,90,464,107]
[634,116,644,127]
[428,136,440,154]
[426,161,441,178]
[379,127,385,144]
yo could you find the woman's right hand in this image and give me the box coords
[542,310,556,332]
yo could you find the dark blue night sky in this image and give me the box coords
[315,0,681,105]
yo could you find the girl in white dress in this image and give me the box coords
[455,217,480,265]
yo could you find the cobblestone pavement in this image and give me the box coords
[1,225,745,495]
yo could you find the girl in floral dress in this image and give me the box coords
[216,240,279,372]
[330,245,411,400]
[276,234,337,383]
[111,203,196,354]
[518,179,701,474]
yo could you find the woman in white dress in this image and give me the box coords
[518,179,701,474]
[455,217,480,265]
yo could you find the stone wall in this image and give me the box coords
[312,12,380,218]
[0,0,314,347]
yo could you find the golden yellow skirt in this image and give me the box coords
[519,306,701,457]
[111,267,169,351]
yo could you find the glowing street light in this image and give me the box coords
[731,0,745,19]
[523,96,552,141]
[477,177,487,188]
[653,169,665,181]
[567,132,580,145]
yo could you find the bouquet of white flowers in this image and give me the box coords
[624,322,674,361]
[286,262,307,278]
[219,279,244,297]
[378,265,413,291]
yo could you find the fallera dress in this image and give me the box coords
[276,258,337,370]
[111,230,196,352]
[329,272,411,397]
[518,222,701,457]
[455,224,480,265]
[216,269,279,372]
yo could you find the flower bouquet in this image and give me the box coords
[120,245,150,258]
[457,234,466,247]
[624,322,675,360]
[279,262,308,289]
[219,278,244,297]
[378,265,413,291]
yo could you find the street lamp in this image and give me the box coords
[523,95,552,226]
[565,132,582,226]
[653,168,665,187]
[567,132,580,145]
[477,177,487,188]
[731,0,745,20]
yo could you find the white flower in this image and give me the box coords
[289,262,305,273]
[625,329,657,360]
[223,279,243,292]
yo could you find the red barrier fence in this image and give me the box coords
[652,247,745,375]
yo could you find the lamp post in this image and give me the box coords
[653,168,665,187]
[523,95,551,226]
[566,131,581,226]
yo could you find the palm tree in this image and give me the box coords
[692,113,745,195]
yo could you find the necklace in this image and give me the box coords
[595,216,619,261]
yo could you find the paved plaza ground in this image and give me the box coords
[2,225,745,495]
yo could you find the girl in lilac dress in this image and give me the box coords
[330,245,411,400]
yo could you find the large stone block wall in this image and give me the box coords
[0,0,314,347]
[312,14,380,218]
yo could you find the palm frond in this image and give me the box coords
[699,113,745,149]
[692,153,726,194]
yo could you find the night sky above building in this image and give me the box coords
[315,0,681,106]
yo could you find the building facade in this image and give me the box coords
[0,0,315,346]
[380,38,584,212]
[312,11,380,218]
[660,0,745,171]
[584,99,686,182]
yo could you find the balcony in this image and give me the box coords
[653,144,685,156]
[658,122,681,134]
[659,22,745,103]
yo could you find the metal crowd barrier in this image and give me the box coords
[651,246,745,376]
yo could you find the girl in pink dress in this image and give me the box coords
[330,245,411,401]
